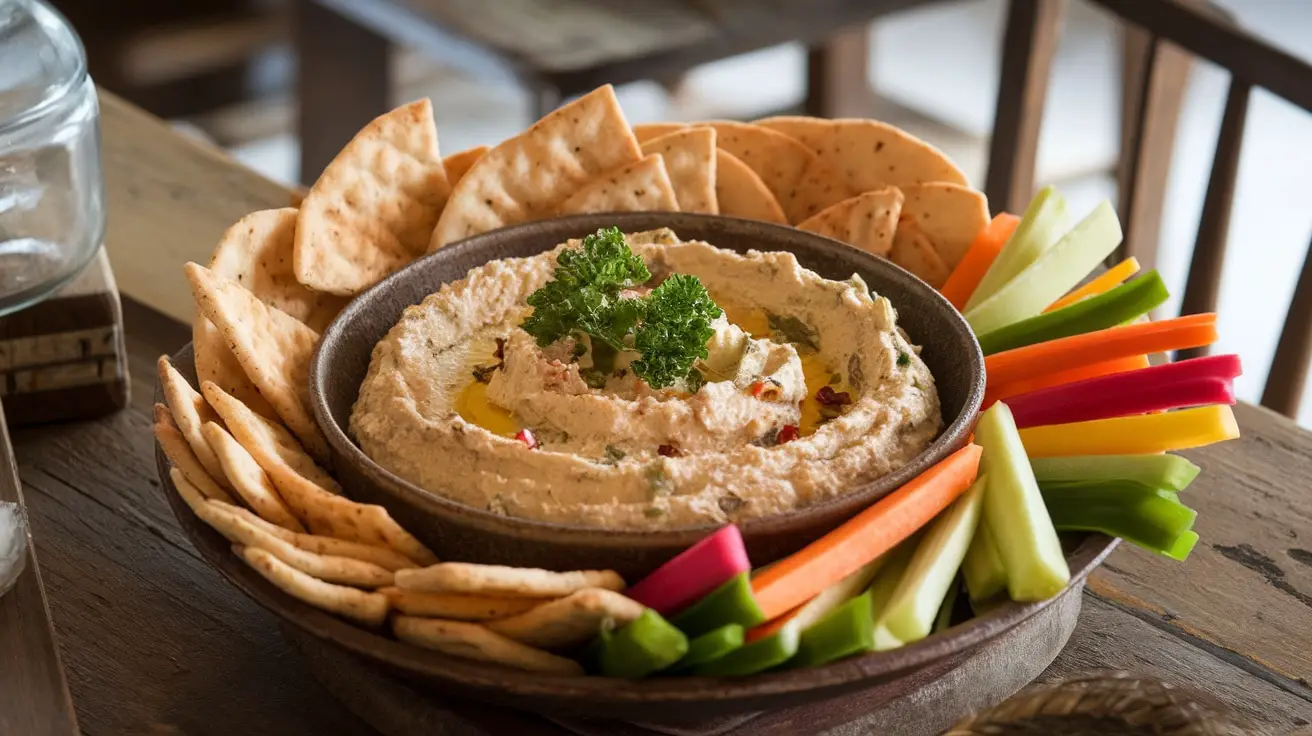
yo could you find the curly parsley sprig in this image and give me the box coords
[520,228,722,389]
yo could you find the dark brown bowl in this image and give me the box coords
[310,213,986,579]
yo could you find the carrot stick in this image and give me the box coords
[750,444,983,621]
[984,354,1149,408]
[984,314,1217,389]
[940,214,1021,310]
[1044,257,1141,312]
[1017,404,1240,457]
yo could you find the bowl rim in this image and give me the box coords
[309,212,987,547]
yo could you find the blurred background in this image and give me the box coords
[54,0,1312,425]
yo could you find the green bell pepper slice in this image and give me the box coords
[1029,454,1200,492]
[692,621,800,677]
[667,624,745,673]
[586,609,688,679]
[791,591,874,668]
[671,572,765,638]
[1039,481,1198,560]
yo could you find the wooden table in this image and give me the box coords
[8,92,1310,735]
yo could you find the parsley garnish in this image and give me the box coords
[520,228,722,389]
[897,351,910,367]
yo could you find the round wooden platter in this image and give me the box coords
[285,583,1084,736]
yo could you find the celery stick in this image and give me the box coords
[933,578,961,633]
[877,477,985,644]
[977,402,1071,601]
[867,536,920,651]
[1040,482,1198,559]
[965,200,1123,335]
[965,186,1069,311]
[962,522,1007,602]
[1030,454,1200,492]
[976,271,1168,355]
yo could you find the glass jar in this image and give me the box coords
[0,0,104,315]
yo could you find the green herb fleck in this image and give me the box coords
[766,312,819,351]
[644,506,667,518]
[897,351,910,367]
[582,369,608,389]
[828,372,842,385]
[571,341,588,359]
[646,465,673,497]
[602,445,626,464]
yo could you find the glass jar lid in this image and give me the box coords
[0,0,88,133]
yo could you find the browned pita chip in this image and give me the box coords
[238,545,389,626]
[202,421,305,532]
[897,182,990,268]
[209,208,348,332]
[430,85,641,249]
[554,154,679,216]
[155,417,237,506]
[701,121,851,224]
[891,222,951,287]
[294,99,450,296]
[193,317,279,421]
[393,616,583,674]
[185,263,328,463]
[797,187,904,258]
[442,145,488,188]
[632,122,686,143]
[715,149,786,224]
[484,588,644,651]
[755,116,969,193]
[157,355,229,489]
[640,128,717,214]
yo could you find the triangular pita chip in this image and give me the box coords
[237,545,390,626]
[193,317,279,421]
[797,187,904,258]
[210,208,348,332]
[632,122,687,143]
[756,116,968,193]
[442,146,488,188]
[202,421,305,532]
[640,128,717,214]
[185,263,329,464]
[701,121,852,224]
[294,99,450,296]
[430,85,642,250]
[891,222,951,287]
[897,182,990,268]
[554,154,679,216]
[157,356,230,489]
[715,149,786,224]
[154,414,236,506]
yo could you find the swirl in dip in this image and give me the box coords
[350,229,942,529]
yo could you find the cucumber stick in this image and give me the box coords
[933,578,961,633]
[965,200,1123,335]
[866,536,921,651]
[976,402,1071,601]
[1029,454,1200,492]
[876,476,986,644]
[966,186,1069,311]
[962,521,1007,601]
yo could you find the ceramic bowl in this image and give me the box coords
[309,213,986,579]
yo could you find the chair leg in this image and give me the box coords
[530,86,563,121]
[984,0,1064,214]
[295,0,391,185]
[804,27,877,119]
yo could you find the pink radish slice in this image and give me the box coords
[625,525,750,616]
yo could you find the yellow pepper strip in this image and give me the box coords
[1044,257,1141,313]
[1017,404,1239,458]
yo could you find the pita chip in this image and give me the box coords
[640,128,717,214]
[209,208,348,332]
[157,356,230,490]
[155,417,236,506]
[701,121,851,224]
[484,588,644,651]
[294,99,450,296]
[632,122,687,143]
[430,85,641,249]
[897,182,990,268]
[185,262,329,463]
[212,500,418,571]
[395,563,624,598]
[715,149,786,224]
[442,145,488,188]
[202,421,305,532]
[554,154,679,216]
[755,116,969,193]
[193,317,279,421]
[393,616,584,675]
[891,223,951,287]
[797,187,904,258]
[171,468,210,515]
[379,587,542,620]
[238,545,389,626]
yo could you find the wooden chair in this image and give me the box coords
[293,0,944,183]
[986,0,1312,418]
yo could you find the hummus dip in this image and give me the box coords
[351,229,942,529]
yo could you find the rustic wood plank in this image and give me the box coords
[0,408,79,736]
[100,90,291,325]
[1087,401,1312,687]
[1263,238,1312,417]
[984,0,1064,214]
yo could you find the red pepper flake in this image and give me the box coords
[514,429,539,449]
[658,443,682,457]
[750,379,782,400]
[815,385,852,406]
[776,425,800,444]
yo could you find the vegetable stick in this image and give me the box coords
[668,624,745,672]
[965,201,1124,335]
[1030,454,1201,492]
[933,579,961,633]
[791,591,875,667]
[940,213,1020,310]
[1005,354,1242,428]
[1041,482,1199,560]
[983,313,1218,389]
[966,186,1068,311]
[984,354,1150,408]
[1017,404,1240,457]
[585,609,688,679]
[976,403,1070,602]
[750,444,983,621]
[693,620,800,676]
[626,525,750,616]
[671,572,765,638]
[868,537,921,651]
[977,271,1168,355]
[1045,257,1141,312]
[961,522,1007,602]
[876,476,986,645]
[746,551,885,643]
